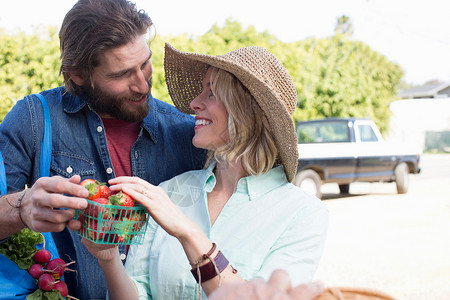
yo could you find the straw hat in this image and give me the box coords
[164,43,298,182]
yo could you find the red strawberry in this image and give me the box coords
[108,210,146,243]
[85,218,112,242]
[98,184,114,198]
[108,191,134,207]
[80,179,97,187]
[79,179,98,199]
[80,179,112,200]
[124,211,147,232]
[105,233,125,244]
[108,191,134,218]
[85,197,110,218]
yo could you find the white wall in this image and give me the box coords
[387,98,450,150]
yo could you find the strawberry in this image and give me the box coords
[108,191,134,207]
[97,184,114,198]
[85,218,112,242]
[124,211,147,232]
[80,179,112,200]
[108,191,134,218]
[85,197,110,219]
[104,233,125,244]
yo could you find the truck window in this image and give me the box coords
[297,121,349,143]
[358,124,378,142]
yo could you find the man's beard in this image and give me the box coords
[81,78,152,122]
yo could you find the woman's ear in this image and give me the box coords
[68,71,87,86]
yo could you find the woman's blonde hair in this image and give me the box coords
[207,67,278,176]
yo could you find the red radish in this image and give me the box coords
[46,258,76,278]
[33,248,52,264]
[33,233,51,264]
[29,263,44,279]
[38,273,58,291]
[54,281,69,297]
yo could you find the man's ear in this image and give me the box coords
[69,71,87,86]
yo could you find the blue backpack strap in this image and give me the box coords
[0,95,56,298]
[33,93,52,178]
[0,151,6,196]
[0,94,51,195]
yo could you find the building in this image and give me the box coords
[399,81,450,99]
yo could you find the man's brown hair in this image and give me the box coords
[59,0,153,96]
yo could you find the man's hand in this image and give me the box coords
[209,269,324,300]
[20,175,89,232]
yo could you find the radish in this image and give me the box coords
[33,248,52,264]
[29,263,44,279]
[38,273,58,291]
[46,258,76,278]
[33,233,52,264]
[54,281,69,297]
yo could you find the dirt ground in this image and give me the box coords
[313,154,450,299]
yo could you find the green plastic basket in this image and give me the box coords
[75,199,148,245]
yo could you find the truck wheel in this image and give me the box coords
[293,170,322,199]
[395,162,409,194]
[338,184,350,194]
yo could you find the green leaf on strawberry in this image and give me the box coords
[108,191,134,207]
[80,179,112,200]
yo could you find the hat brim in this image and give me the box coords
[164,43,298,182]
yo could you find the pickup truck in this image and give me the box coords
[294,118,422,199]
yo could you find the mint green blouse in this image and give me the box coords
[125,163,329,299]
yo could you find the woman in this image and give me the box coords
[82,43,329,299]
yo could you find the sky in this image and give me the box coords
[1,0,449,85]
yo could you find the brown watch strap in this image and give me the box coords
[191,251,229,283]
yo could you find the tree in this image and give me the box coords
[0,26,61,121]
[290,35,403,133]
[0,19,403,133]
[335,15,354,37]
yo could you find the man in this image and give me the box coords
[0,0,205,298]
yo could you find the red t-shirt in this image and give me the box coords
[102,118,141,177]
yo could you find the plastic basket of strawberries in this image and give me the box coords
[75,179,148,245]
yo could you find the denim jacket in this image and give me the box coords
[0,87,206,299]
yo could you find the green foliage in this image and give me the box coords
[290,35,403,132]
[0,228,43,270]
[150,18,402,133]
[26,288,65,300]
[0,26,62,121]
[0,19,403,133]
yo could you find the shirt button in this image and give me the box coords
[97,126,103,133]
[66,166,73,174]
[120,253,126,261]
[106,168,113,174]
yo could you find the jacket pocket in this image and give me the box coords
[50,151,95,178]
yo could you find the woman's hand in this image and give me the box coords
[108,176,196,239]
[81,238,119,262]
